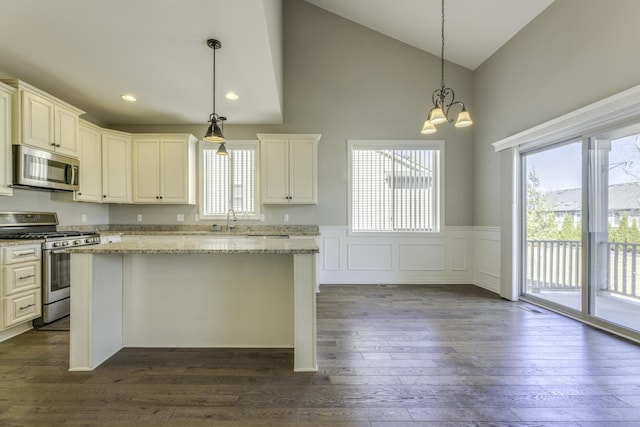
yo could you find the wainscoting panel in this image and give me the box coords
[451,237,468,271]
[347,243,393,271]
[473,227,501,294]
[317,226,501,293]
[318,226,476,285]
[398,244,445,271]
[322,237,341,271]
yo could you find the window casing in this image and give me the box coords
[348,140,443,233]
[199,140,260,220]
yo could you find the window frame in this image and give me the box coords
[347,139,444,236]
[198,139,261,221]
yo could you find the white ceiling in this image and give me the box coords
[0,0,554,127]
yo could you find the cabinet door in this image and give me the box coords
[75,123,103,202]
[54,105,79,157]
[132,138,160,203]
[160,138,190,203]
[102,132,131,203]
[261,139,290,203]
[289,138,317,204]
[3,289,41,328]
[21,90,54,150]
[0,86,12,196]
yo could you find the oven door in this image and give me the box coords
[42,248,71,304]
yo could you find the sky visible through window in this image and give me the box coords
[526,134,640,192]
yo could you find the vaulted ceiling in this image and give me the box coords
[0,0,554,126]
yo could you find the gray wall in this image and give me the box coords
[110,0,474,227]
[472,0,640,297]
[0,189,108,226]
[473,0,640,227]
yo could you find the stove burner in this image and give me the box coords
[0,231,88,240]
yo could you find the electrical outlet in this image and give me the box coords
[81,214,87,223]
[283,214,289,223]
[177,214,185,222]
[136,214,143,222]
[260,214,265,222]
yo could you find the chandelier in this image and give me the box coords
[421,0,472,134]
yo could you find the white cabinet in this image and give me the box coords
[258,133,320,204]
[0,82,14,196]
[1,243,42,331]
[102,129,132,203]
[2,80,84,158]
[132,134,197,204]
[74,120,103,203]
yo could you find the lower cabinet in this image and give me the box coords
[1,244,42,336]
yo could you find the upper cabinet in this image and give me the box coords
[132,134,197,204]
[258,133,320,204]
[1,80,84,158]
[0,82,15,196]
[74,120,103,203]
[101,129,132,203]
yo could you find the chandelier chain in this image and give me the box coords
[440,0,445,90]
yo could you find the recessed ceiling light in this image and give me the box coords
[121,94,137,102]
[225,92,238,100]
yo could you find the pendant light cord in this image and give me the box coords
[212,40,216,117]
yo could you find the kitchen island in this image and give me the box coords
[65,235,319,372]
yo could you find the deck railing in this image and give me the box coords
[526,240,640,300]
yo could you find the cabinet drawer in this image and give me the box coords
[3,244,41,264]
[4,262,40,295]
[3,289,41,328]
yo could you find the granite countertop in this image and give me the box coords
[64,235,320,255]
[62,224,320,236]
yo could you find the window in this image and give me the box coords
[200,141,259,219]
[349,140,442,233]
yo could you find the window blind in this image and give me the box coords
[202,146,257,217]
[351,145,438,232]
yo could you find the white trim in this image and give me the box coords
[493,84,640,153]
[257,133,321,142]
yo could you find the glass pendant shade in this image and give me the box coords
[454,109,473,128]
[216,142,228,156]
[421,120,437,134]
[429,107,447,125]
[204,120,225,143]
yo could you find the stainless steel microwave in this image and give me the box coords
[13,145,79,192]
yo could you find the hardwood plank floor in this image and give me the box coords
[1,283,640,426]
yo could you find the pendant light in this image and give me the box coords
[421,0,472,134]
[203,38,227,145]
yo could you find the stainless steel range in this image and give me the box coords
[0,212,100,324]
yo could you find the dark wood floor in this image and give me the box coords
[2,284,640,426]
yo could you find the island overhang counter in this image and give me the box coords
[65,235,319,372]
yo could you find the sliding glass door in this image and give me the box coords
[522,141,583,312]
[521,125,640,335]
[589,131,640,331]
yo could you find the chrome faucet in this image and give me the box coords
[227,208,237,231]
